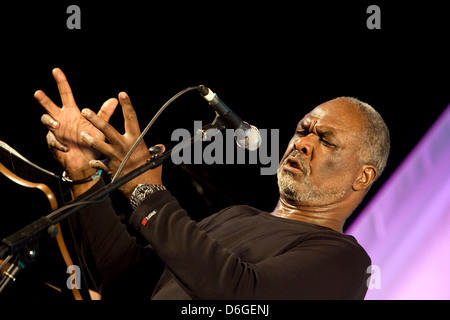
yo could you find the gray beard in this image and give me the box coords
[276,165,349,203]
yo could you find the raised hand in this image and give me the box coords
[36,68,117,193]
[80,92,165,199]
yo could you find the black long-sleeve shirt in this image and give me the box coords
[73,179,371,300]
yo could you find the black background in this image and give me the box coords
[0,1,448,300]
[1,2,449,225]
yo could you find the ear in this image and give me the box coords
[352,165,377,191]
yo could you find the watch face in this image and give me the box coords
[137,185,152,198]
[131,184,165,209]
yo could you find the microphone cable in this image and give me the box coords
[111,85,201,182]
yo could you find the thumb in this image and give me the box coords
[89,159,110,173]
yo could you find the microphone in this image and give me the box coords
[198,85,261,151]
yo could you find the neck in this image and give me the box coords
[271,196,352,233]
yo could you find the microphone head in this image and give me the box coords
[235,123,262,151]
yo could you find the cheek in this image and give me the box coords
[315,158,341,181]
[313,150,356,181]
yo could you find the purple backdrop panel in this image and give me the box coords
[347,104,450,299]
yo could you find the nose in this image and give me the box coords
[293,136,313,158]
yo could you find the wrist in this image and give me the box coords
[62,165,103,199]
[62,169,102,184]
[119,170,163,200]
[70,177,102,199]
[63,165,99,182]
[130,183,166,210]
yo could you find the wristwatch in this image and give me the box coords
[130,184,166,209]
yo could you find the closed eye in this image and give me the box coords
[295,128,337,148]
[319,133,339,148]
[320,137,334,147]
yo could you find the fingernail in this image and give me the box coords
[81,109,90,117]
[119,92,127,99]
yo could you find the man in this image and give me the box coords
[36,68,389,299]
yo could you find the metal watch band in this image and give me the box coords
[130,184,166,209]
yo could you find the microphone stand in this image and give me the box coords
[0,114,226,295]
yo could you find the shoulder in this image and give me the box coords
[298,228,371,267]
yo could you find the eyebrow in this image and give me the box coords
[297,120,341,141]
[318,129,335,138]
[316,126,342,145]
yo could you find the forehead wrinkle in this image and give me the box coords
[299,117,345,140]
[297,117,364,153]
[312,103,366,134]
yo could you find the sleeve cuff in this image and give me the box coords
[129,189,174,232]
